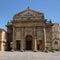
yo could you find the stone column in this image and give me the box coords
[43,27,47,51]
[12,27,16,51]
[20,28,24,52]
[21,40,24,51]
[34,39,37,52]
[34,27,37,52]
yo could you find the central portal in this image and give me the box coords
[25,35,32,50]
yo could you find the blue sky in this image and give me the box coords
[0,0,60,30]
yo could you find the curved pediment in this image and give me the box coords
[13,8,44,20]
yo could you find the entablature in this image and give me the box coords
[13,21,45,27]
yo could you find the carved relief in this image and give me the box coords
[37,30,44,40]
[15,28,22,40]
[24,28,33,36]
[16,32,21,40]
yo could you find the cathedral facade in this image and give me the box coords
[6,8,54,51]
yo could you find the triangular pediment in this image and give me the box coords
[13,8,44,20]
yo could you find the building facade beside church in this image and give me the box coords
[0,29,6,51]
[5,8,60,51]
[52,23,60,51]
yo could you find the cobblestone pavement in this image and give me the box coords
[0,51,60,60]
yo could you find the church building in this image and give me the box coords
[6,8,54,51]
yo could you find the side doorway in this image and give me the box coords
[16,40,21,50]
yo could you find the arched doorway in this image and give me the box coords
[25,35,32,50]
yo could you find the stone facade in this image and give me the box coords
[52,23,60,51]
[0,29,6,51]
[6,8,54,51]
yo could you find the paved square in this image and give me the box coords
[0,51,60,60]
